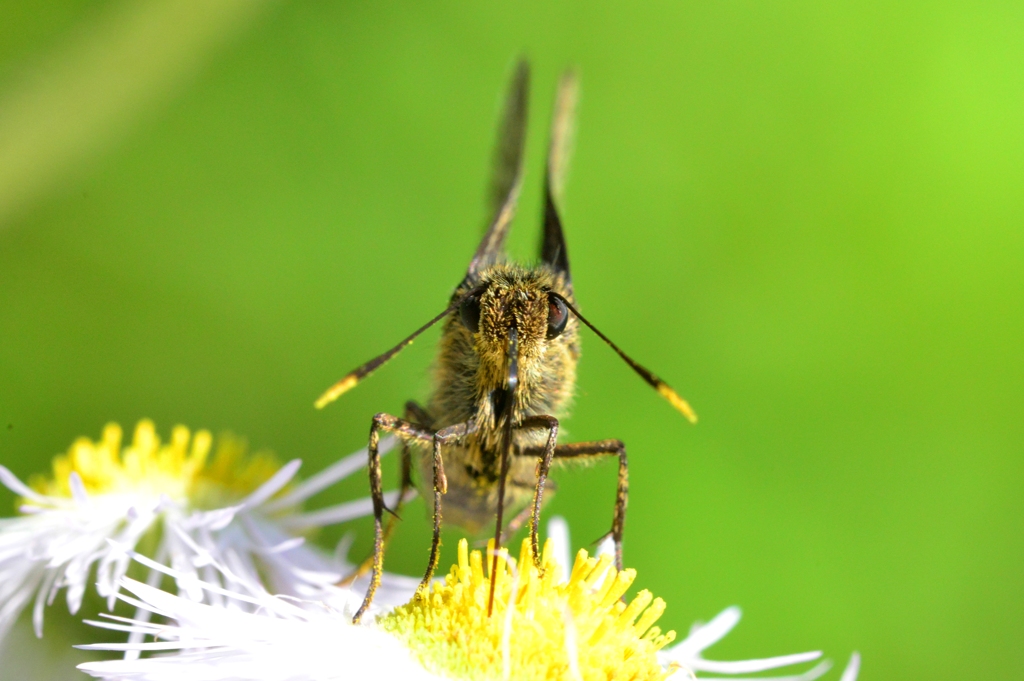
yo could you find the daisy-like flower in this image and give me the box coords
[77,518,859,681]
[0,419,417,646]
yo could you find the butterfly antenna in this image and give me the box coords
[553,294,697,423]
[315,303,458,409]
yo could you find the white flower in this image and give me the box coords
[77,517,858,681]
[0,420,416,647]
[78,551,438,681]
[660,605,861,680]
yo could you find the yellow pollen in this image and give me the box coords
[380,538,676,681]
[29,420,284,509]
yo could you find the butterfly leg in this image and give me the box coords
[340,400,433,586]
[420,419,478,590]
[352,412,434,623]
[521,439,628,571]
[337,428,417,586]
[495,478,558,546]
[514,415,560,569]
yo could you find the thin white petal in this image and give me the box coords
[32,568,59,636]
[82,618,159,636]
[839,652,861,681]
[97,508,159,604]
[240,460,302,510]
[667,606,742,659]
[253,536,306,556]
[689,658,833,681]
[64,555,92,613]
[546,516,571,583]
[117,552,281,613]
[77,568,437,681]
[690,651,823,674]
[0,465,52,505]
[125,555,169,660]
[0,567,43,642]
[69,472,89,505]
[277,490,404,530]
[163,527,206,601]
[127,575,301,623]
[80,640,188,652]
[262,436,397,513]
[188,506,241,532]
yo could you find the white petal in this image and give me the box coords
[77,572,439,681]
[546,516,571,583]
[69,472,89,506]
[125,552,169,660]
[0,565,44,642]
[254,536,306,555]
[262,436,397,513]
[0,465,52,506]
[689,651,823,674]
[839,652,861,681]
[0,442,415,653]
[240,460,303,510]
[680,658,834,681]
[277,490,405,530]
[667,606,743,659]
[188,506,241,532]
[32,567,60,636]
[97,507,160,605]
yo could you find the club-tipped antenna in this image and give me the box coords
[315,303,458,409]
[552,293,698,423]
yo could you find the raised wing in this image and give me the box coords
[539,69,578,282]
[467,60,530,276]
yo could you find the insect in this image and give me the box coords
[316,61,697,623]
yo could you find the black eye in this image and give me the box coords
[460,294,481,333]
[546,295,569,339]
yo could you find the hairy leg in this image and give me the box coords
[514,415,559,568]
[495,479,558,545]
[520,438,628,571]
[421,419,478,590]
[352,412,434,623]
[341,401,432,587]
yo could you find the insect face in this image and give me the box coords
[431,265,579,466]
[470,271,574,352]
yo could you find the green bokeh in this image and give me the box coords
[2,2,1023,679]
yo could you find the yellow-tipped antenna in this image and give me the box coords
[314,375,359,410]
[656,383,698,424]
[315,303,457,409]
[553,294,697,423]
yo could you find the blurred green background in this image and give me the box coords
[2,1,1023,678]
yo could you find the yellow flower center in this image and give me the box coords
[381,538,676,681]
[29,419,283,509]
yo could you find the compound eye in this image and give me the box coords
[546,295,569,339]
[460,294,481,333]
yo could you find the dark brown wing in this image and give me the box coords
[467,60,530,276]
[540,69,578,282]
